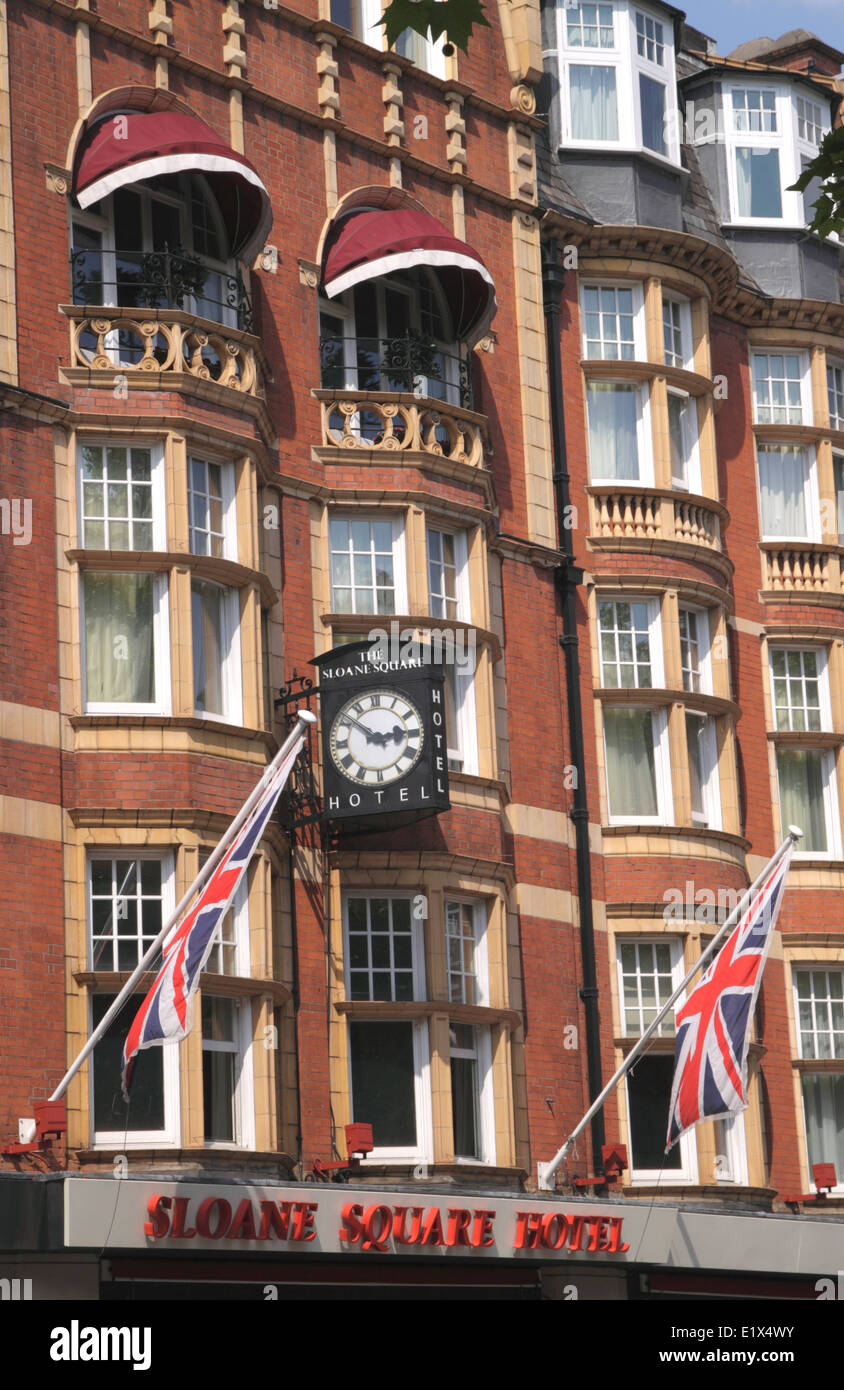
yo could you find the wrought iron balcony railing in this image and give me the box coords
[319,333,473,413]
[70,246,253,333]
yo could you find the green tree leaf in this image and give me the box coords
[787,125,844,235]
[380,0,490,54]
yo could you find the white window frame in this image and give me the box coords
[444,662,478,776]
[775,745,842,861]
[827,360,844,432]
[768,645,831,733]
[328,512,408,617]
[444,898,495,1164]
[343,891,433,1164]
[580,279,647,360]
[553,1,680,164]
[586,378,652,485]
[685,709,721,830]
[199,857,250,977]
[427,526,470,622]
[191,578,243,726]
[678,605,712,695]
[201,994,256,1150]
[188,454,238,563]
[755,443,820,542]
[88,850,180,1148]
[617,935,698,1184]
[667,388,702,493]
[81,569,171,716]
[603,703,673,825]
[598,595,664,689]
[713,1111,749,1185]
[77,440,166,552]
[662,293,693,371]
[792,963,844,1194]
[751,349,812,426]
[724,81,831,228]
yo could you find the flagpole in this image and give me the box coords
[48,711,316,1105]
[536,827,801,1191]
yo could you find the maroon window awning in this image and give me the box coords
[322,207,496,343]
[73,111,272,262]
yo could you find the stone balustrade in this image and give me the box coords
[62,306,265,397]
[315,390,487,468]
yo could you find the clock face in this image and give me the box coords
[329,689,424,785]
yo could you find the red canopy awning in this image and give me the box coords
[322,207,496,343]
[73,111,272,262]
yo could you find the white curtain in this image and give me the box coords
[777,749,827,852]
[758,447,808,537]
[84,572,154,705]
[604,708,658,818]
[803,1074,844,1176]
[588,383,640,480]
[570,65,618,141]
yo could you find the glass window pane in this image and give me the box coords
[627,1055,682,1170]
[350,1021,417,1149]
[92,993,164,1132]
[84,572,155,705]
[736,148,782,219]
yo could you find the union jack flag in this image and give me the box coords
[121,725,308,1099]
[666,842,794,1151]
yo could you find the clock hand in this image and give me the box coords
[343,713,379,741]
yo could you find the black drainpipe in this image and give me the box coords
[541,235,605,1170]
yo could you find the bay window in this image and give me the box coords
[191,580,242,723]
[756,444,817,540]
[552,2,679,161]
[88,853,179,1145]
[724,82,832,227]
[618,937,697,1182]
[794,968,844,1189]
[344,894,431,1161]
[329,514,406,616]
[83,570,170,713]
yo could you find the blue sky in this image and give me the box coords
[681,0,844,57]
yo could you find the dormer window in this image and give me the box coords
[721,81,832,228]
[549,1,679,163]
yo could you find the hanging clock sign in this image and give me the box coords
[313,638,450,825]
